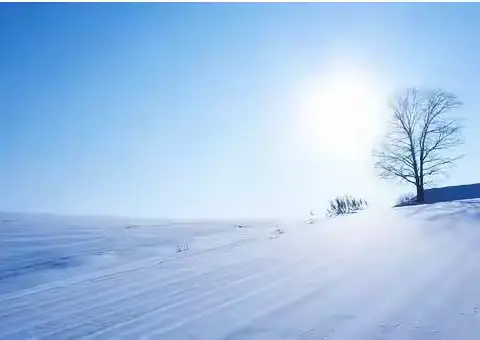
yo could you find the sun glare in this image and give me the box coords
[295,68,385,162]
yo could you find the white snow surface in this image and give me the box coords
[2,200,480,339]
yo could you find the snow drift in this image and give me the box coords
[1,200,480,339]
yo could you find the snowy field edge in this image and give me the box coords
[1,200,480,339]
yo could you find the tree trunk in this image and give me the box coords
[416,184,425,203]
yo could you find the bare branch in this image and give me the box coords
[373,87,463,202]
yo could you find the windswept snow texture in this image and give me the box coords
[2,201,480,339]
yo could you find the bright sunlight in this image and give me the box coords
[295,66,386,162]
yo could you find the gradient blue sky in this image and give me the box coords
[1,3,480,219]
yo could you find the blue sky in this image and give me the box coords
[1,3,480,219]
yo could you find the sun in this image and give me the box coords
[295,68,385,162]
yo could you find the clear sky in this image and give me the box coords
[1,3,480,219]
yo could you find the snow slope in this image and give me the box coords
[424,183,480,204]
[1,201,480,339]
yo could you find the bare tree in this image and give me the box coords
[374,88,463,203]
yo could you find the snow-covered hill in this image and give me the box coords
[1,201,480,339]
[425,183,480,204]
